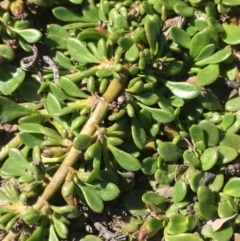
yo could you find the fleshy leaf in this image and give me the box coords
[0,97,33,123]
[174,2,194,17]
[195,48,232,66]
[78,185,103,213]
[200,147,218,171]
[60,77,89,98]
[190,30,212,58]
[131,116,146,149]
[92,180,120,201]
[194,44,216,61]
[124,189,148,217]
[157,141,183,162]
[173,180,187,203]
[1,148,32,177]
[10,28,42,43]
[223,178,240,197]
[0,44,15,63]
[45,24,70,49]
[55,51,77,70]
[221,23,240,45]
[137,102,175,123]
[196,64,219,86]
[108,144,141,171]
[169,26,191,49]
[166,81,201,99]
[53,6,88,22]
[67,38,101,64]
[0,65,25,95]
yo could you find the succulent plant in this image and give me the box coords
[1,0,240,240]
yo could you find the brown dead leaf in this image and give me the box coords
[234,233,240,241]
[206,214,237,232]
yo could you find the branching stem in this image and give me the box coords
[33,99,109,209]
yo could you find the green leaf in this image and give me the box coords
[195,48,232,66]
[53,6,87,22]
[198,120,220,147]
[19,133,44,148]
[19,81,41,102]
[202,221,233,241]
[0,97,33,123]
[108,144,141,171]
[137,102,175,123]
[198,89,223,111]
[190,30,212,58]
[165,232,204,241]
[195,202,217,220]
[173,180,187,203]
[125,43,139,62]
[169,26,191,49]
[114,15,129,30]
[174,2,194,17]
[80,235,103,241]
[166,81,201,99]
[222,23,240,45]
[118,37,134,49]
[134,92,159,106]
[194,44,215,61]
[142,157,158,175]
[189,124,206,151]
[223,178,240,197]
[183,150,200,167]
[45,24,70,49]
[46,92,62,115]
[219,132,240,151]
[155,163,175,184]
[73,135,95,151]
[225,96,240,112]
[69,0,83,3]
[196,64,219,86]
[200,147,218,171]
[124,189,148,217]
[1,148,32,177]
[92,180,120,201]
[18,123,61,140]
[82,5,99,22]
[10,28,42,43]
[67,38,101,64]
[131,116,146,149]
[158,61,183,76]
[55,51,77,70]
[207,17,224,32]
[157,141,183,162]
[144,14,160,56]
[0,65,25,95]
[221,0,240,5]
[197,186,215,205]
[167,214,188,234]
[60,77,89,98]
[79,185,104,213]
[0,44,15,63]
[221,113,235,131]
[142,192,166,205]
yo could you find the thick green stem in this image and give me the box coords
[33,100,109,209]
[33,63,130,209]
[102,79,123,102]
[0,135,22,161]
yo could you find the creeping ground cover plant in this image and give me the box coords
[2,0,240,240]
